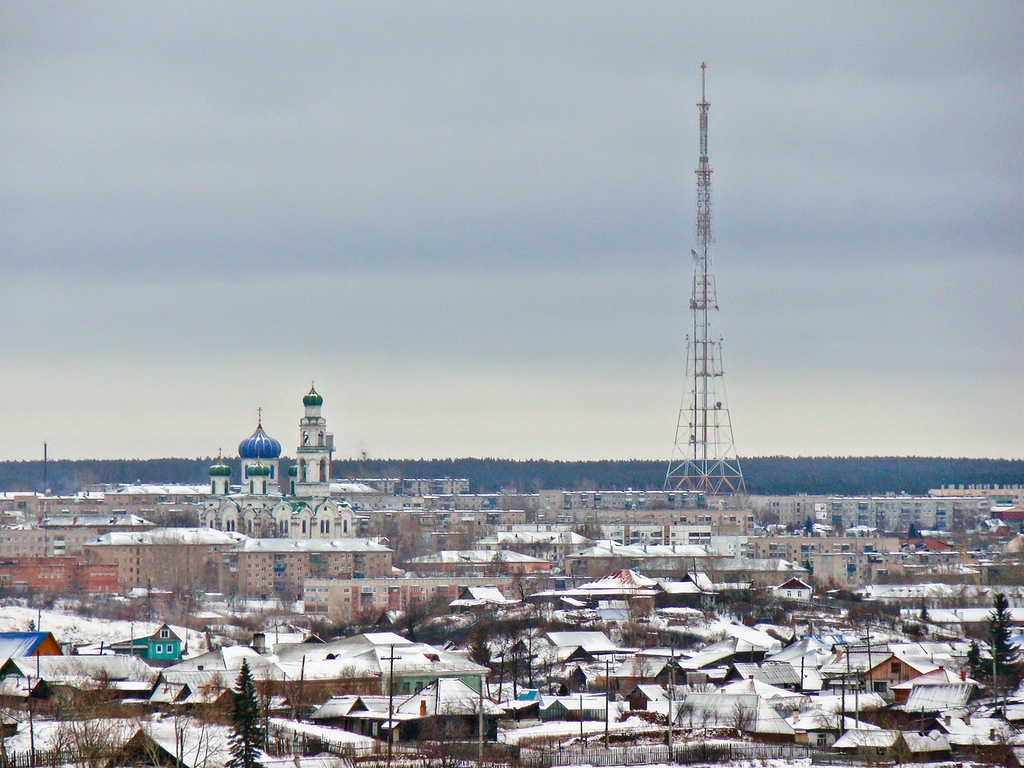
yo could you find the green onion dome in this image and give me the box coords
[246,462,271,478]
[209,462,232,477]
[287,465,298,477]
[303,386,324,407]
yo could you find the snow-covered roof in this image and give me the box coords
[903,730,950,754]
[833,728,901,750]
[891,666,976,690]
[940,715,1012,746]
[41,514,154,528]
[4,655,158,686]
[903,683,974,713]
[449,586,518,608]
[676,692,795,735]
[787,709,878,732]
[86,528,245,546]
[396,677,503,716]
[234,538,391,553]
[568,541,714,559]
[718,677,807,705]
[731,661,802,688]
[274,633,487,680]
[544,631,619,653]
[808,692,886,713]
[0,632,55,660]
[409,550,548,565]
[328,482,378,494]
[484,530,590,546]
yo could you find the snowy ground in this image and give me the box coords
[0,605,210,656]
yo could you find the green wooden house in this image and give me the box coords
[109,624,183,666]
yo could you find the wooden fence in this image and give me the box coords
[520,740,812,768]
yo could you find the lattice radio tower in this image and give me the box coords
[665,63,746,496]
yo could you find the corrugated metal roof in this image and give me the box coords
[904,682,974,713]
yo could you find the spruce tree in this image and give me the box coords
[988,592,1020,690]
[966,640,983,681]
[228,659,265,768]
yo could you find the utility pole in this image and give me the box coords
[666,62,745,497]
[478,673,484,762]
[386,645,395,768]
[604,659,610,748]
[668,648,676,752]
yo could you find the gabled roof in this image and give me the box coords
[775,577,812,591]
[0,632,60,660]
[903,682,974,713]
[891,666,976,690]
[676,692,795,736]
[787,709,877,732]
[903,730,950,754]
[833,728,901,750]
[731,661,802,688]
[544,631,619,653]
[718,677,807,705]
[395,678,503,717]
[2,655,158,686]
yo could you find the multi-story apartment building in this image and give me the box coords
[600,521,750,548]
[929,484,1024,507]
[750,495,991,533]
[346,478,472,497]
[0,556,118,594]
[0,514,155,558]
[563,542,719,578]
[746,535,901,564]
[83,528,242,593]
[226,538,393,600]
[405,550,552,576]
[303,576,515,622]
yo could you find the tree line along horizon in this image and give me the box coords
[0,456,1021,497]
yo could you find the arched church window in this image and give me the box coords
[320,459,327,482]
[303,432,309,445]
[318,431,323,445]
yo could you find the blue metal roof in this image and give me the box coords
[0,632,52,659]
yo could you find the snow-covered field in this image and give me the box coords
[0,605,210,656]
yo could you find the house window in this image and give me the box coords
[155,644,163,654]
[890,662,900,674]
[160,629,170,639]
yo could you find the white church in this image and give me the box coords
[199,386,357,539]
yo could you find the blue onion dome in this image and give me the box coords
[209,461,232,477]
[238,422,282,459]
[287,465,298,477]
[303,385,324,407]
[246,462,271,477]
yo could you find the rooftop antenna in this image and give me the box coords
[666,62,746,497]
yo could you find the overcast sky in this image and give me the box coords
[2,1,1021,462]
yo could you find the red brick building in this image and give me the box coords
[0,556,118,594]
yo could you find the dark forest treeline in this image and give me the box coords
[0,456,1021,497]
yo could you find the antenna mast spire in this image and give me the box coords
[665,63,746,498]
